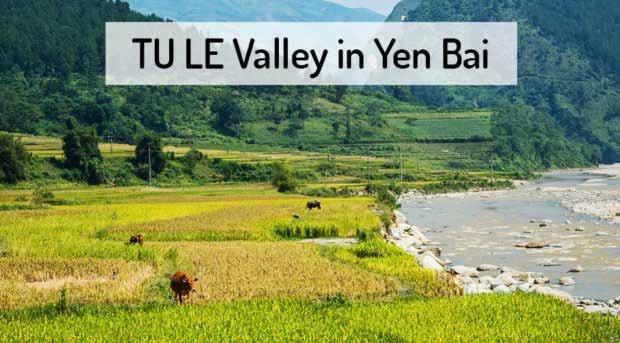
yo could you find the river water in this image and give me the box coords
[400,170,620,300]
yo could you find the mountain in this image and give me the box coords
[125,0,384,22]
[386,0,420,21]
[0,0,402,147]
[326,0,400,16]
[389,0,620,169]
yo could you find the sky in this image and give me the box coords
[327,0,401,16]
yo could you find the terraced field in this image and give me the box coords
[11,126,495,178]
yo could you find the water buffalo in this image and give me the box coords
[170,271,198,305]
[306,200,321,210]
[129,235,144,245]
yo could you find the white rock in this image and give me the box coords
[534,277,550,285]
[532,286,573,301]
[494,285,511,294]
[477,264,499,272]
[584,305,607,314]
[419,252,444,272]
[451,265,480,277]
[479,276,495,285]
[517,283,531,292]
[568,266,584,273]
[580,299,595,305]
[496,273,517,287]
[463,283,491,295]
[559,277,576,286]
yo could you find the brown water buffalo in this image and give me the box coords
[129,235,144,245]
[170,271,198,304]
[306,200,321,210]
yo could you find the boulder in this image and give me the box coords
[584,305,608,314]
[496,273,517,287]
[559,277,576,286]
[464,283,492,295]
[450,265,479,277]
[523,241,549,249]
[421,247,442,258]
[532,286,573,301]
[493,285,511,294]
[568,265,584,273]
[534,277,550,285]
[477,264,499,272]
[418,252,444,272]
[479,276,495,285]
[517,283,531,292]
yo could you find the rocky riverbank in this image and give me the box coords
[388,208,620,316]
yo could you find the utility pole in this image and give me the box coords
[399,145,404,182]
[148,147,152,188]
[366,146,371,186]
[106,135,113,154]
[490,152,495,184]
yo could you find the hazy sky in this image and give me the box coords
[328,0,401,16]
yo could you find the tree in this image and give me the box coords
[212,93,244,136]
[182,148,204,174]
[332,86,348,103]
[135,132,166,179]
[0,134,30,184]
[62,117,105,184]
[271,161,297,193]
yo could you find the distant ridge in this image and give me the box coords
[126,0,385,22]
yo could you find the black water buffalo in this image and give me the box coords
[306,200,321,210]
[129,235,144,245]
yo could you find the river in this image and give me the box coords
[400,168,620,300]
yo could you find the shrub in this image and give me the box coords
[350,239,399,258]
[0,133,30,184]
[274,224,338,239]
[32,187,55,205]
[271,162,298,193]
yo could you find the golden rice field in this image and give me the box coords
[0,184,618,342]
[0,185,395,310]
[0,258,153,311]
[172,241,398,302]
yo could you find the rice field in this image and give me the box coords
[0,184,618,342]
[0,186,393,309]
[2,295,619,342]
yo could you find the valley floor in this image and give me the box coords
[0,184,618,342]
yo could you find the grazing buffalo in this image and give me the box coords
[306,200,321,210]
[129,235,144,245]
[170,271,198,305]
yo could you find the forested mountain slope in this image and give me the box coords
[125,0,384,22]
[0,0,414,149]
[394,0,620,169]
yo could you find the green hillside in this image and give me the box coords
[396,0,620,169]
[3,0,620,174]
